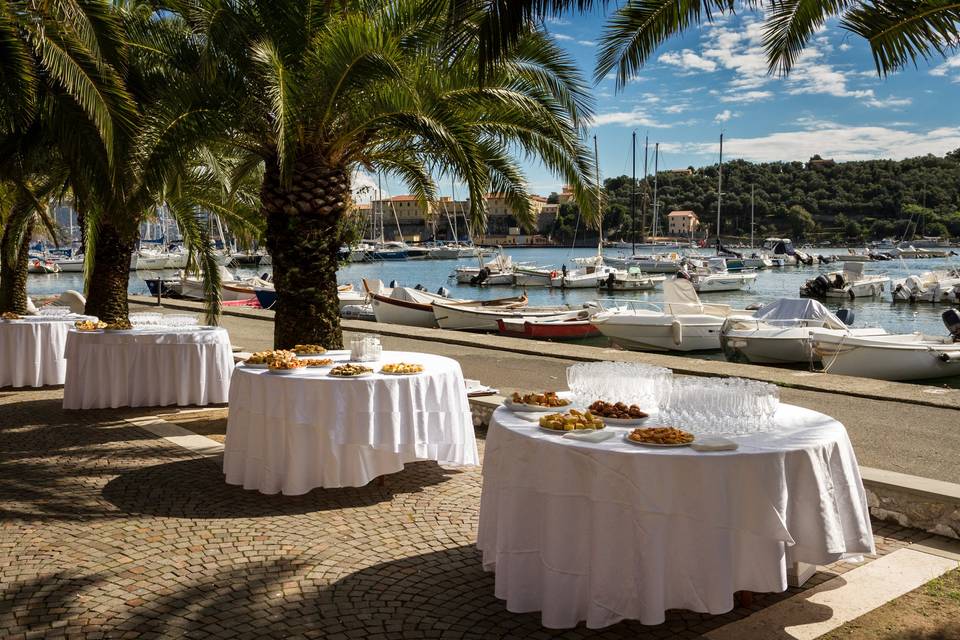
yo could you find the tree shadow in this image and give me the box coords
[101,456,463,519]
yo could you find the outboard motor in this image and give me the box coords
[437,286,450,298]
[389,279,399,288]
[943,309,960,342]
[469,267,490,285]
[414,283,427,291]
[676,269,691,281]
[835,308,855,326]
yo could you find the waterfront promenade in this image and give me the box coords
[1,298,958,639]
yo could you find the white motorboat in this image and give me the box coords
[762,238,814,266]
[27,257,61,274]
[590,279,750,352]
[52,255,85,272]
[741,254,774,269]
[681,257,757,293]
[604,252,684,273]
[513,265,554,287]
[596,267,665,291]
[812,310,960,381]
[720,298,887,364]
[891,269,960,303]
[432,298,579,332]
[130,250,170,270]
[363,279,526,328]
[549,259,617,289]
[799,262,890,299]
[453,251,514,285]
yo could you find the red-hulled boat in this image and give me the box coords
[496,310,601,341]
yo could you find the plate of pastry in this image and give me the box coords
[504,391,572,412]
[267,357,308,374]
[293,344,327,356]
[74,320,107,332]
[380,362,424,375]
[623,427,695,447]
[329,363,374,378]
[588,400,650,426]
[243,350,295,369]
[538,409,605,433]
[1,312,23,322]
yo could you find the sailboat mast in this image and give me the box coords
[750,183,755,250]
[651,143,659,240]
[451,176,459,243]
[377,173,384,243]
[641,135,649,244]
[594,134,602,256]
[716,133,723,255]
[631,131,636,253]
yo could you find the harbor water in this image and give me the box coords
[27,246,959,339]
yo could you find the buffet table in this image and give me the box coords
[62,327,234,409]
[477,404,874,629]
[223,350,478,493]
[0,316,94,388]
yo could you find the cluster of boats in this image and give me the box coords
[341,241,493,262]
[28,245,271,273]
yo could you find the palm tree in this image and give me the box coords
[448,1,960,85]
[172,0,599,349]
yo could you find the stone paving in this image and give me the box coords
[0,386,943,639]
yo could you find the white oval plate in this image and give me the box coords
[538,424,601,435]
[328,370,373,378]
[267,367,308,375]
[504,399,572,413]
[380,369,423,376]
[599,415,650,426]
[622,433,694,447]
[242,362,269,369]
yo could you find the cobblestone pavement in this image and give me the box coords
[0,387,940,640]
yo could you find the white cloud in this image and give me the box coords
[662,125,960,162]
[863,95,913,108]
[714,109,736,123]
[351,171,377,202]
[719,90,773,103]
[577,40,597,47]
[663,103,690,114]
[589,108,671,128]
[785,49,872,99]
[659,49,718,73]
[700,20,771,90]
[930,54,960,81]
[552,33,574,42]
[839,43,851,52]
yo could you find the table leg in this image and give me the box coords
[736,590,753,607]
[788,562,817,587]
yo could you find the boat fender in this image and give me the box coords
[550,270,558,279]
[939,352,960,363]
[389,279,399,288]
[414,283,427,291]
[671,320,683,346]
[437,286,450,298]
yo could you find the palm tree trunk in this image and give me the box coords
[0,218,34,314]
[84,220,135,323]
[263,151,348,349]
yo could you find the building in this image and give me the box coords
[807,156,836,169]
[667,210,699,237]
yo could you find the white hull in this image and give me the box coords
[53,259,85,272]
[892,272,960,303]
[691,273,757,292]
[813,333,960,381]
[370,297,436,328]
[823,278,888,298]
[722,327,888,364]
[741,257,773,269]
[433,303,571,332]
[179,279,255,302]
[338,290,368,310]
[592,311,727,351]
[597,275,663,291]
[550,274,598,289]
[513,271,552,287]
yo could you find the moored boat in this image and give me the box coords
[892,269,960,303]
[363,279,526,328]
[799,262,890,298]
[432,298,575,332]
[596,267,664,291]
[680,257,757,293]
[496,309,601,341]
[812,309,960,381]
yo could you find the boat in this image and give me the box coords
[549,257,617,289]
[512,265,554,287]
[27,257,61,274]
[762,238,814,266]
[799,262,890,298]
[177,266,271,302]
[892,269,960,303]
[363,279,526,328]
[720,299,887,364]
[603,252,684,273]
[496,309,601,341]
[453,250,514,285]
[680,257,757,293]
[596,267,665,291]
[130,249,170,270]
[589,279,750,352]
[252,283,363,311]
[840,249,873,262]
[812,309,960,381]
[431,298,580,332]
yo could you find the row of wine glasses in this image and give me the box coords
[566,361,673,409]
[658,376,779,435]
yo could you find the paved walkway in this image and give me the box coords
[0,385,946,639]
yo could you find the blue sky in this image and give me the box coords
[359,7,960,201]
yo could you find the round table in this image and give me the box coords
[62,327,234,409]
[223,350,478,493]
[477,404,875,629]
[0,316,94,388]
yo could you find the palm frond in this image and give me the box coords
[250,37,299,185]
[764,1,851,75]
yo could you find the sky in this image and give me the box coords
[356,6,960,202]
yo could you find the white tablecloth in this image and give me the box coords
[223,350,478,493]
[478,404,874,629]
[62,327,234,409]
[0,316,93,388]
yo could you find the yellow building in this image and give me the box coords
[667,210,699,236]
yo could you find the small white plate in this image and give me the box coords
[295,351,327,357]
[267,367,308,375]
[622,433,694,447]
[328,370,373,378]
[102,329,137,334]
[380,370,423,376]
[1,318,24,323]
[538,424,600,435]
[242,362,269,369]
